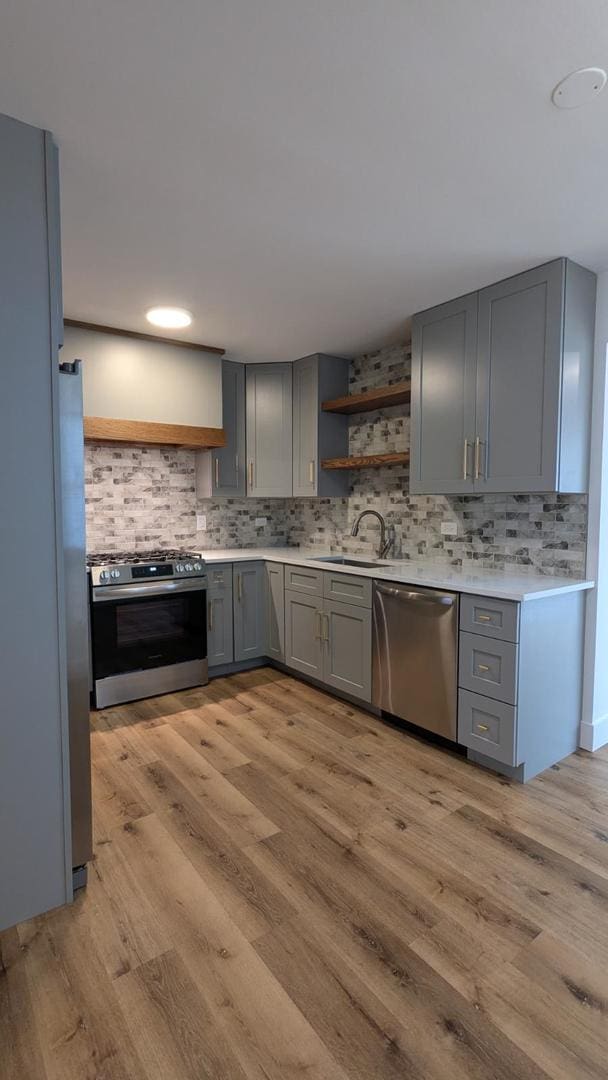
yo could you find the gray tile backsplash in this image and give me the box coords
[84,342,588,576]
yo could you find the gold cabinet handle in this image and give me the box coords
[474,436,481,481]
[463,438,469,480]
[235,453,239,473]
[215,457,220,486]
[309,460,315,484]
[208,599,214,631]
[477,614,492,622]
[477,664,490,673]
[237,573,243,602]
[248,460,254,488]
[323,612,330,643]
[476,723,489,733]
[314,610,322,640]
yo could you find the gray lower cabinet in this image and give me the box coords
[292,353,350,497]
[266,562,285,661]
[284,589,324,679]
[457,589,585,780]
[207,563,233,668]
[323,599,372,701]
[411,258,596,495]
[246,363,293,496]
[284,575,372,703]
[233,562,267,661]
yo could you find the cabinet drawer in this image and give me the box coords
[460,594,519,642]
[207,563,233,592]
[284,564,323,596]
[458,690,519,766]
[323,570,372,608]
[459,632,518,705]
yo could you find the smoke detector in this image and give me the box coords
[551,67,607,109]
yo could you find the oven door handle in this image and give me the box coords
[91,578,207,603]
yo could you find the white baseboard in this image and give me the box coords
[580,713,608,751]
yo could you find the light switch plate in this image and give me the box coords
[196,514,207,531]
[255,517,267,527]
[441,521,458,536]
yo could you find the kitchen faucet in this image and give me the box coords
[350,510,394,559]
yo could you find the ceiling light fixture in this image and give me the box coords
[551,67,607,109]
[146,306,193,329]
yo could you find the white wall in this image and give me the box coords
[581,270,608,751]
[63,326,222,427]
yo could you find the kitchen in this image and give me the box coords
[3,6,608,1078]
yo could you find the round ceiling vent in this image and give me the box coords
[551,67,607,109]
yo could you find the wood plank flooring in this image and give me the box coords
[3,666,608,1079]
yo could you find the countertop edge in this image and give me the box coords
[197,548,594,603]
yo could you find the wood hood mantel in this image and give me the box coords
[83,416,226,449]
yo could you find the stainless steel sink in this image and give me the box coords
[307,556,382,569]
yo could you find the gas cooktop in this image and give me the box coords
[87,549,202,567]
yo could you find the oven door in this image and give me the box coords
[91,578,207,680]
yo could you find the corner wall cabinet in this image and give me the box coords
[196,360,246,498]
[292,353,350,496]
[246,363,293,496]
[410,258,596,495]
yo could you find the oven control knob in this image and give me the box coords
[194,562,201,570]
[185,563,193,571]
[111,569,120,579]
[100,570,110,580]
[176,563,184,572]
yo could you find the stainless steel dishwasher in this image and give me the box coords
[372,581,459,739]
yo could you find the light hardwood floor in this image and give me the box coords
[2,666,608,1079]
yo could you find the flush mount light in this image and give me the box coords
[146,306,193,329]
[551,67,607,109]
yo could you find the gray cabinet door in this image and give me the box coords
[266,562,285,661]
[323,599,372,702]
[0,116,72,930]
[475,260,564,493]
[292,355,318,496]
[410,293,478,494]
[284,589,324,679]
[207,564,234,668]
[213,360,246,496]
[233,562,266,661]
[246,363,292,496]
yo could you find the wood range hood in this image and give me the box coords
[67,319,227,449]
[83,416,226,450]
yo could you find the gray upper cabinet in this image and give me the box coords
[246,363,293,496]
[233,562,267,661]
[292,354,350,497]
[1,115,72,930]
[411,259,596,495]
[410,293,478,494]
[196,359,246,498]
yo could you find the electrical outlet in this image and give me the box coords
[255,517,267,527]
[196,514,207,531]
[441,521,458,536]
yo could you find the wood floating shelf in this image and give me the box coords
[321,380,411,414]
[321,452,409,470]
[84,416,226,450]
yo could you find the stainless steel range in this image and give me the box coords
[88,550,208,708]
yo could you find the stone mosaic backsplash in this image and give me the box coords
[84,341,588,577]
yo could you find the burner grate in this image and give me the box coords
[87,549,201,567]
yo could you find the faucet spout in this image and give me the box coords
[350,509,393,559]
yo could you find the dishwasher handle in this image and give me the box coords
[374,582,457,607]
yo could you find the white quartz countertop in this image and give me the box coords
[196,547,594,602]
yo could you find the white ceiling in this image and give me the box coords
[1,0,608,361]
